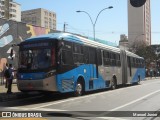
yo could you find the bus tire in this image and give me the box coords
[74,78,84,97]
[111,77,117,90]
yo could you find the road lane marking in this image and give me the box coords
[109,89,160,111]
[92,89,160,120]
[7,80,160,111]
[6,107,66,112]
[32,80,160,109]
[6,107,30,110]
[6,87,160,120]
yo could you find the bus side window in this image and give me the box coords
[103,51,110,66]
[62,41,72,50]
[111,52,116,66]
[61,41,74,65]
[142,59,145,67]
[89,47,96,64]
[116,54,121,66]
[137,59,140,67]
[73,44,84,64]
[127,56,132,76]
[62,50,74,65]
[137,59,139,67]
[132,58,135,67]
[140,59,144,68]
[73,43,83,53]
[97,49,102,65]
[83,46,89,64]
[136,59,138,67]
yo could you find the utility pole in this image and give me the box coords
[63,22,68,32]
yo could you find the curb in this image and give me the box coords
[0,83,20,102]
[0,93,18,102]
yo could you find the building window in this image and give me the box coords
[32,17,36,21]
[49,22,52,28]
[32,21,36,25]
[45,21,48,28]
[44,11,48,16]
[1,1,4,5]
[1,12,4,16]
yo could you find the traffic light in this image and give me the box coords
[130,0,146,7]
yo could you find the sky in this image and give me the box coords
[16,0,160,45]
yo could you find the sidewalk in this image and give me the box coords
[0,80,20,102]
[0,83,19,93]
[145,76,160,80]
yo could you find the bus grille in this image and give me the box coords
[62,80,74,91]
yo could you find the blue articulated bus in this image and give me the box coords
[17,33,145,96]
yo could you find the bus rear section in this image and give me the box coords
[121,50,145,85]
[17,41,58,92]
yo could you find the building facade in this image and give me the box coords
[0,18,56,69]
[128,0,151,47]
[22,8,56,30]
[0,0,21,21]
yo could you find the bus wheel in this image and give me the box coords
[74,82,83,97]
[111,78,117,90]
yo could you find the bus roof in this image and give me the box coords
[23,32,143,59]
[24,33,120,52]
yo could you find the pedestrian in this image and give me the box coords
[3,63,9,88]
[6,64,14,94]
[157,71,159,77]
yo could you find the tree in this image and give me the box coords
[129,41,157,68]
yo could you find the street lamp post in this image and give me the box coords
[76,6,113,41]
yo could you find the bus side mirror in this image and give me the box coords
[10,48,14,60]
[10,44,19,60]
[130,0,146,7]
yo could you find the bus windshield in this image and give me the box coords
[19,48,55,71]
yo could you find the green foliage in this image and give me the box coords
[134,45,157,67]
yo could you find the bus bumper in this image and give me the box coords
[17,76,58,92]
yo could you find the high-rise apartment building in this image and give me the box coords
[0,0,21,21]
[22,8,56,30]
[128,0,151,47]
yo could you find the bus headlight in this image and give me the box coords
[45,70,56,78]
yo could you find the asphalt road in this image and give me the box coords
[1,78,160,120]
